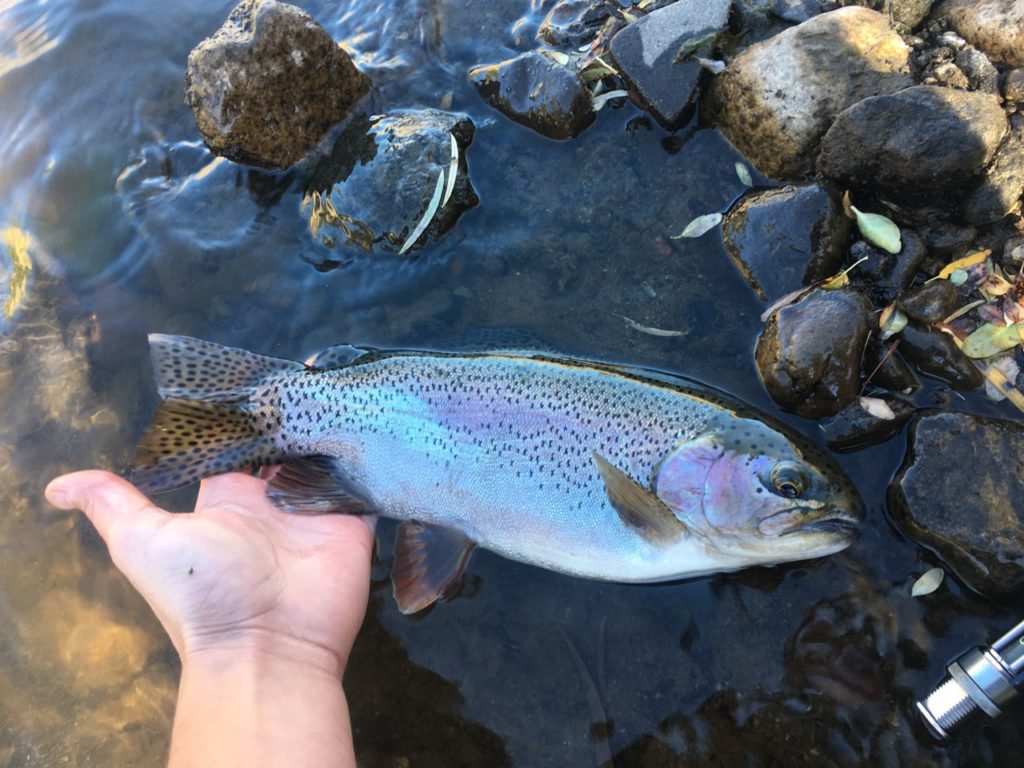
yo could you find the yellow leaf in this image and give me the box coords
[937,250,991,280]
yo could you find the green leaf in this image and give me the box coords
[670,212,722,239]
[949,269,969,286]
[961,322,1024,359]
[911,567,944,597]
[851,206,901,254]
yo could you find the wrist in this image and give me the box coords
[181,629,347,681]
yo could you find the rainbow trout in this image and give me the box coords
[133,335,864,613]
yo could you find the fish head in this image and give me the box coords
[654,417,864,567]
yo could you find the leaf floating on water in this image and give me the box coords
[2,226,33,319]
[616,313,685,337]
[859,396,897,420]
[670,212,722,239]
[911,567,945,597]
[695,57,726,74]
[734,162,752,187]
[937,249,990,280]
[592,89,630,111]
[399,169,445,256]
[442,133,458,208]
[961,322,1024,359]
[850,206,901,254]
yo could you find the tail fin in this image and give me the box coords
[131,397,284,495]
[148,334,304,401]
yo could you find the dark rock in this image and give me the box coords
[1005,69,1024,104]
[937,0,1024,68]
[898,280,960,324]
[755,288,872,418]
[963,115,1024,226]
[955,46,1000,94]
[897,321,984,390]
[722,184,851,301]
[822,394,915,451]
[305,110,477,255]
[889,411,1024,595]
[850,230,927,305]
[469,51,595,140]
[919,218,977,260]
[185,0,370,170]
[608,0,731,130]
[773,0,837,24]
[536,0,615,48]
[817,86,1007,197]
[704,7,913,179]
[863,336,920,392]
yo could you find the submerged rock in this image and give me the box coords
[822,394,915,452]
[755,288,872,418]
[608,0,731,130]
[185,0,370,170]
[722,184,850,301]
[817,86,1007,197]
[469,51,595,140]
[936,0,1024,68]
[704,7,912,179]
[963,115,1024,226]
[897,322,984,390]
[305,110,477,255]
[536,0,615,48]
[889,411,1024,595]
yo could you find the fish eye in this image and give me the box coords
[771,462,809,499]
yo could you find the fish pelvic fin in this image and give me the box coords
[392,521,476,614]
[131,397,282,495]
[148,334,305,401]
[592,451,687,547]
[266,456,376,515]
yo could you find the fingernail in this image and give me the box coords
[46,481,71,508]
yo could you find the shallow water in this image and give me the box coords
[1,0,1023,765]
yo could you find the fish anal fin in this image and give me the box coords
[266,456,375,515]
[592,451,687,547]
[392,521,476,615]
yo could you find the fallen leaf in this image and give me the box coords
[942,298,987,324]
[670,212,722,239]
[442,133,458,208]
[961,322,1024,358]
[850,206,901,254]
[980,357,1024,415]
[984,354,1020,403]
[695,57,725,74]
[949,269,969,286]
[841,190,854,220]
[399,169,445,255]
[760,285,816,322]
[937,250,991,280]
[859,396,897,420]
[591,89,630,111]
[880,307,908,339]
[911,567,944,597]
[616,313,685,337]
[734,162,752,187]
[544,50,571,67]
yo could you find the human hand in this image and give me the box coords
[45,470,375,678]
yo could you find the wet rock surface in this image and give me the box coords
[722,184,850,301]
[536,0,614,48]
[898,322,984,390]
[755,288,872,418]
[817,85,1007,197]
[889,411,1024,595]
[469,51,595,140]
[963,114,1024,225]
[854,230,927,305]
[185,0,369,169]
[704,7,913,179]
[305,110,477,256]
[862,336,920,392]
[937,0,1024,67]
[609,0,731,130]
[897,279,960,324]
[822,395,915,451]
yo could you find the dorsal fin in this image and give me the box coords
[592,451,687,546]
[149,334,305,401]
[392,521,476,614]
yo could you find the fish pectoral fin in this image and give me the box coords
[392,521,476,615]
[592,451,687,547]
[266,456,375,515]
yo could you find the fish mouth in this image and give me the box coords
[775,506,863,540]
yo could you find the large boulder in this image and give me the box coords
[704,7,913,179]
[722,184,850,302]
[817,85,1007,197]
[185,0,370,170]
[935,0,1024,67]
[963,114,1024,225]
[608,0,732,130]
[305,110,477,255]
[889,412,1024,595]
[468,51,595,140]
[755,288,872,418]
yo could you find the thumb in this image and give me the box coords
[45,470,169,545]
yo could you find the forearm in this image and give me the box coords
[169,642,356,768]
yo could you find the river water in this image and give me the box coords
[1,1,1022,765]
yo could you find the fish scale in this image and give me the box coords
[132,335,865,613]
